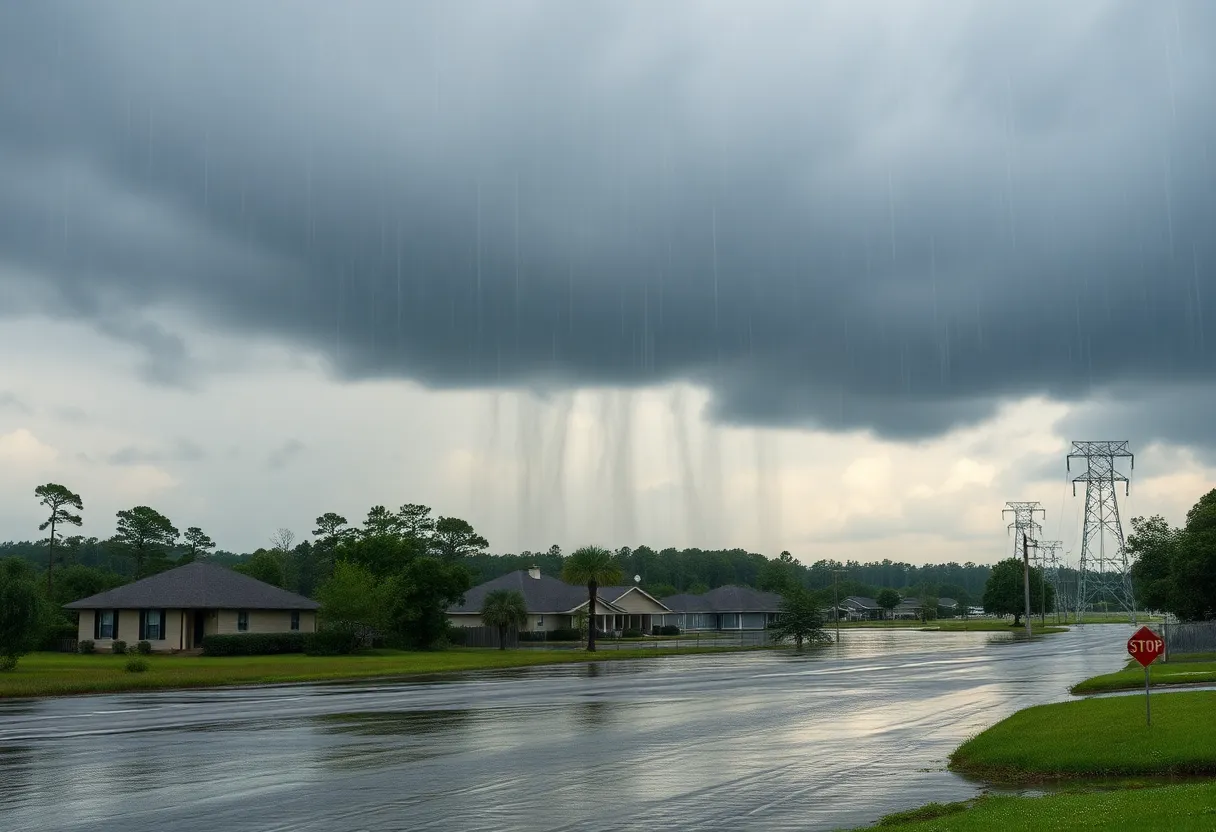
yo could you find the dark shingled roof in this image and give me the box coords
[661,585,783,613]
[448,570,626,614]
[842,595,881,609]
[63,561,320,610]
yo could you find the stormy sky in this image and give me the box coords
[2,1,1214,563]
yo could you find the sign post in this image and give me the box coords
[1127,626,1165,726]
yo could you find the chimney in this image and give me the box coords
[527,566,541,580]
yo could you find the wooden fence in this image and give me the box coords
[458,626,518,649]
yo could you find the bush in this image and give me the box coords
[111,640,128,655]
[517,631,549,642]
[136,640,153,655]
[660,625,681,636]
[621,628,643,639]
[78,640,95,654]
[202,632,310,656]
[124,657,149,673]
[548,628,582,642]
[445,626,468,646]
[303,629,360,656]
[0,654,17,672]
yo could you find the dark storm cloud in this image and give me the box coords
[2,1,1215,440]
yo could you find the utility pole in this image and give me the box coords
[1022,533,1035,637]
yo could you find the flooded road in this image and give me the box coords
[0,626,1128,831]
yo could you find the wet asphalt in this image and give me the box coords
[0,625,1130,832]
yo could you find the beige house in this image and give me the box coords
[449,567,671,634]
[65,561,320,653]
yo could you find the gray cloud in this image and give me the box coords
[1,2,1214,441]
[0,392,30,413]
[107,438,207,466]
[266,439,306,471]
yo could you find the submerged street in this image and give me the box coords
[0,627,1128,832]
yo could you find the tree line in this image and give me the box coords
[1128,488,1216,621]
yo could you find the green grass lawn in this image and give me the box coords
[836,620,1067,634]
[1071,659,1216,695]
[949,691,1216,781]
[0,645,761,699]
[848,783,1216,831]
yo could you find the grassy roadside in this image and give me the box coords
[0,645,766,699]
[949,691,1216,780]
[836,620,1068,634]
[1071,659,1216,694]
[850,783,1216,831]
[849,691,1216,830]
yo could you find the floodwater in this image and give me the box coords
[0,626,1129,832]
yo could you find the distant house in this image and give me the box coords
[937,598,960,617]
[659,585,782,631]
[893,598,924,620]
[840,596,885,621]
[64,561,319,653]
[448,568,671,634]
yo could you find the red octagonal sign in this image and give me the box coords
[1127,626,1165,667]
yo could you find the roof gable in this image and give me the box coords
[448,570,594,614]
[660,585,782,613]
[63,562,320,610]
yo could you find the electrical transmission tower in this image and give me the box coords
[1037,540,1064,622]
[1003,501,1044,561]
[1068,441,1136,624]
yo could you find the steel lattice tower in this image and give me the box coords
[1003,501,1044,561]
[1068,441,1136,624]
[1037,540,1064,621]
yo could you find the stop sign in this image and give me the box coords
[1127,626,1165,667]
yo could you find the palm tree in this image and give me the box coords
[480,589,528,650]
[561,546,622,652]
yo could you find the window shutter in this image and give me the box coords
[139,610,146,641]
[113,610,120,640]
[93,611,101,640]
[160,609,167,640]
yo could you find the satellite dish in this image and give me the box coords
[634,574,642,583]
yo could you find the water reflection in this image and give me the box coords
[0,746,33,808]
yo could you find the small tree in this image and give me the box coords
[35,483,84,596]
[480,589,528,649]
[114,506,179,575]
[183,527,217,562]
[431,517,489,561]
[316,560,386,643]
[982,558,1055,626]
[771,587,831,649]
[235,550,285,587]
[876,588,901,620]
[561,545,622,653]
[0,558,44,670]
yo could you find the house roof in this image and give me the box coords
[661,585,782,613]
[842,595,880,609]
[63,562,321,611]
[448,570,627,615]
[937,597,958,608]
[591,586,672,612]
[895,598,923,609]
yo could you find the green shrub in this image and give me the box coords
[303,630,360,656]
[111,640,128,655]
[136,640,153,655]
[202,632,310,656]
[124,657,149,673]
[621,628,643,639]
[0,654,17,672]
[660,625,681,636]
[78,640,95,654]
[445,626,469,646]
[548,628,581,642]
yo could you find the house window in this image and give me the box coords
[99,610,115,639]
[536,616,544,627]
[144,610,163,640]
[290,611,300,631]
[238,610,249,632]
